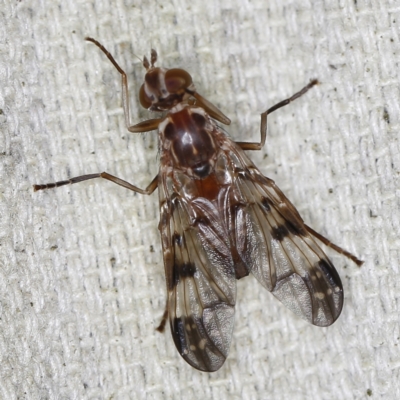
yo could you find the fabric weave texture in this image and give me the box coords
[1,0,399,399]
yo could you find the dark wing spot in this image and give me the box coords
[172,232,184,247]
[172,315,213,370]
[261,196,271,212]
[171,261,196,288]
[285,220,307,236]
[181,262,196,278]
[170,262,180,290]
[315,259,343,290]
[172,317,186,354]
[271,224,289,241]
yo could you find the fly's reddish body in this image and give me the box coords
[34,38,363,372]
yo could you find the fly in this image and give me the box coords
[34,38,363,372]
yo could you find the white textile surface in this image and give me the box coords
[1,0,400,399]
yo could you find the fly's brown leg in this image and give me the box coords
[85,37,163,133]
[237,79,319,151]
[35,41,162,194]
[34,173,158,195]
[156,303,168,333]
[186,89,231,126]
[305,224,363,266]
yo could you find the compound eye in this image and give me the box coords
[139,84,152,109]
[165,68,192,93]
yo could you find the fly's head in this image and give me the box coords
[139,49,195,112]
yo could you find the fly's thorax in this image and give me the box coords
[159,106,219,179]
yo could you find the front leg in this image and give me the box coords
[86,38,164,134]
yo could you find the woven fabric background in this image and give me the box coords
[1,0,400,399]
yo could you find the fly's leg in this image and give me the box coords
[34,173,158,195]
[235,79,363,266]
[34,39,162,194]
[34,40,161,195]
[305,225,363,266]
[156,303,168,333]
[236,79,318,151]
[86,37,163,133]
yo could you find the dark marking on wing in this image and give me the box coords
[315,259,343,291]
[225,142,345,326]
[173,232,184,246]
[172,317,185,354]
[271,224,290,241]
[171,262,196,288]
[285,219,307,236]
[171,311,232,372]
[261,196,271,212]
[180,262,196,278]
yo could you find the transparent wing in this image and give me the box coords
[158,172,236,372]
[228,143,344,327]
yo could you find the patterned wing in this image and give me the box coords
[226,144,343,327]
[158,173,236,372]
